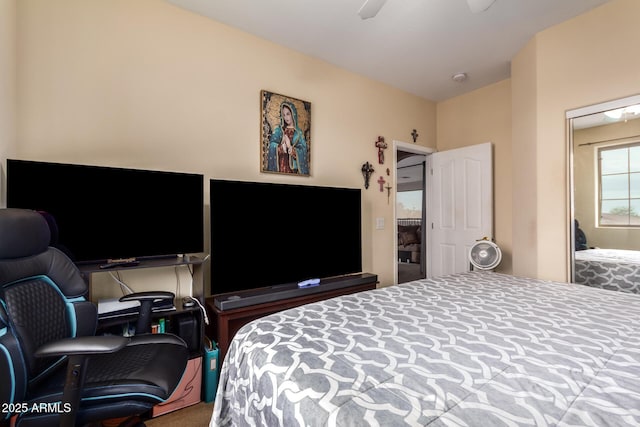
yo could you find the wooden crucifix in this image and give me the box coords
[375,136,387,164]
[377,175,386,192]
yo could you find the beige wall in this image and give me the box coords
[12,0,436,293]
[437,79,512,273]
[0,0,17,207]
[511,0,640,281]
[510,39,539,279]
[574,119,640,249]
[11,0,640,293]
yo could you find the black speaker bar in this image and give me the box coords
[213,272,378,311]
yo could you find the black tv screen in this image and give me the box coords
[210,179,362,295]
[7,159,204,264]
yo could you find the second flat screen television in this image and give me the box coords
[210,179,362,296]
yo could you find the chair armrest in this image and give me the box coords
[120,291,175,335]
[34,336,128,427]
[34,335,128,358]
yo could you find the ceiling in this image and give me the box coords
[573,104,640,130]
[166,0,611,101]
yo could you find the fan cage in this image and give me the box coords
[469,240,502,270]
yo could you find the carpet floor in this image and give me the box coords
[398,261,425,283]
[144,402,214,427]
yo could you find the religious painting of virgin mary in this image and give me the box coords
[261,90,311,176]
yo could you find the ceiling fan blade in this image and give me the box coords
[466,0,496,14]
[358,0,388,20]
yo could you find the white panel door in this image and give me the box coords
[428,142,493,277]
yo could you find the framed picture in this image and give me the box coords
[260,90,311,176]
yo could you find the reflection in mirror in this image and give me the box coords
[397,151,426,283]
[570,99,640,293]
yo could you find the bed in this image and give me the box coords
[210,271,640,426]
[574,248,640,293]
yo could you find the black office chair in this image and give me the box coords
[0,208,189,427]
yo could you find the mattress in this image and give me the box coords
[210,271,640,426]
[574,248,640,293]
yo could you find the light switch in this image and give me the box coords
[376,217,385,230]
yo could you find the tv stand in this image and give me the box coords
[205,273,377,360]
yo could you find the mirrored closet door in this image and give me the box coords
[568,95,640,292]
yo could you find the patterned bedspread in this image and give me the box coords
[574,248,640,293]
[210,272,640,426]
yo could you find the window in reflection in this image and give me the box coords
[599,143,640,226]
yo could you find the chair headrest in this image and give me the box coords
[0,208,51,259]
[37,210,60,244]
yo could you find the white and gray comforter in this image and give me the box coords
[210,272,640,426]
[575,248,640,293]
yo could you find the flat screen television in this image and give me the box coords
[210,179,362,296]
[6,159,204,264]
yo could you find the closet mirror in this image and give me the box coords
[569,94,640,292]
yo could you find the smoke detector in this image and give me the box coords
[452,72,468,83]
